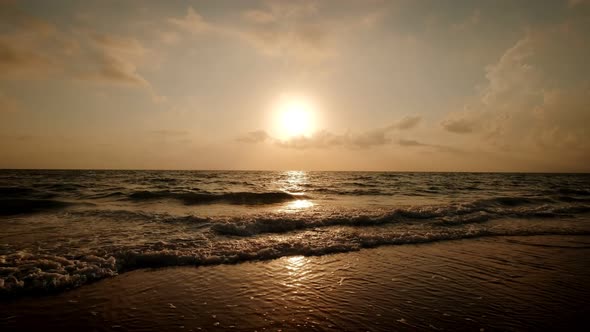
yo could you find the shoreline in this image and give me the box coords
[2,235,589,331]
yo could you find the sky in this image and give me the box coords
[1,0,589,172]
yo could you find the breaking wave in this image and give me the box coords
[1,170,590,298]
[209,196,589,236]
[2,227,589,298]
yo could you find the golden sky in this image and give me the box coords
[1,0,589,171]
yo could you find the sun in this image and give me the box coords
[275,97,315,138]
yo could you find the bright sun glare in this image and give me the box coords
[276,97,315,138]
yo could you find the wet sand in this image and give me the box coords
[1,235,589,331]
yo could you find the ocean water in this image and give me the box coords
[1,170,589,297]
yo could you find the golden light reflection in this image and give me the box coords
[286,255,306,272]
[284,170,307,189]
[276,171,315,212]
[286,199,315,210]
[283,255,311,289]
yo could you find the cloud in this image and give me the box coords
[76,33,148,86]
[393,115,422,130]
[168,7,211,34]
[397,139,463,154]
[238,128,392,150]
[238,127,464,154]
[0,3,57,35]
[273,131,344,149]
[157,30,181,45]
[0,6,62,78]
[80,55,146,85]
[236,130,270,143]
[163,1,390,64]
[441,118,475,134]
[441,35,541,139]
[533,87,590,150]
[233,20,331,60]
[167,2,380,62]
[283,127,393,149]
[481,37,540,110]
[238,116,425,150]
[91,33,145,54]
[242,10,276,24]
[0,39,55,76]
[441,20,590,163]
[0,4,163,101]
[397,139,425,147]
[347,127,391,148]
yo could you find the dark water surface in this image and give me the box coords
[1,170,589,297]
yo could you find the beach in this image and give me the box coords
[1,170,590,330]
[2,235,589,331]
[3,0,590,330]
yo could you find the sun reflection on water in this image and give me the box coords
[276,171,315,212]
[283,255,311,289]
[281,170,308,193]
[287,199,314,209]
[286,255,307,272]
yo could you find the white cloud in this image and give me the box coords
[441,23,590,164]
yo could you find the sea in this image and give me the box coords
[1,170,590,297]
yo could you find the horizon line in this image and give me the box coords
[0,168,588,174]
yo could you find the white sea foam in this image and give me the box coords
[2,222,589,297]
[0,253,117,295]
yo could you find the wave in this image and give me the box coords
[66,209,212,227]
[2,228,589,298]
[342,181,381,188]
[60,194,590,237]
[311,188,390,196]
[0,254,118,297]
[43,183,88,191]
[84,191,127,199]
[211,197,590,236]
[148,177,178,183]
[0,199,72,216]
[127,190,304,205]
[1,169,589,298]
